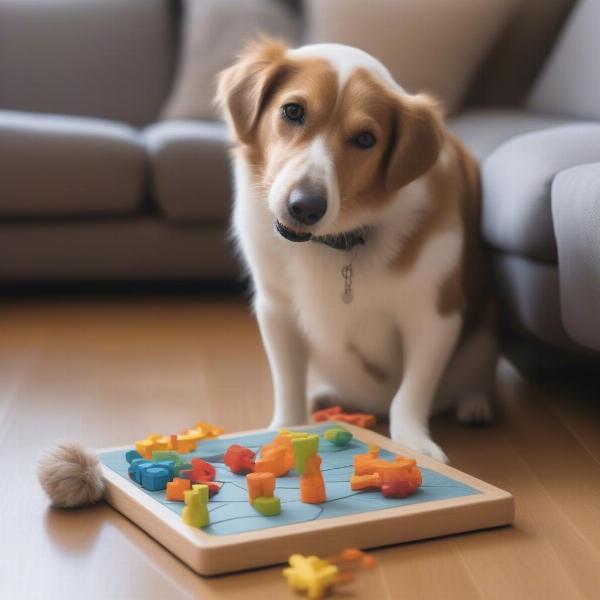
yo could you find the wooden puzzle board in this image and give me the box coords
[98,423,514,575]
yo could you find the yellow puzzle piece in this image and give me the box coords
[282,554,339,599]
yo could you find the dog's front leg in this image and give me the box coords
[390,312,462,463]
[255,295,308,429]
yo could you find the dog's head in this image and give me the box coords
[216,38,444,242]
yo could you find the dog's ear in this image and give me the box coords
[216,37,289,144]
[384,94,445,191]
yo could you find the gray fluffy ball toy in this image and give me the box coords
[38,443,105,508]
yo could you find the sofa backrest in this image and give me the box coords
[0,0,179,127]
[527,0,600,121]
[466,0,577,107]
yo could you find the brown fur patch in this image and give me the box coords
[389,129,486,323]
[347,343,388,383]
[449,132,490,332]
[437,269,465,315]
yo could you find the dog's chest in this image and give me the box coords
[289,245,402,364]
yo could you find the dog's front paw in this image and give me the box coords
[390,421,448,463]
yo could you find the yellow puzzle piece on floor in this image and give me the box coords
[283,554,339,600]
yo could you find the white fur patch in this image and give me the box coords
[289,43,404,93]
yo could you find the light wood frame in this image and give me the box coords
[99,423,514,575]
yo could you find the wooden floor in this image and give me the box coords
[2,295,600,600]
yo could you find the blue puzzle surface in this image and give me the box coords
[98,425,479,536]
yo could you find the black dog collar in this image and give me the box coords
[312,228,368,251]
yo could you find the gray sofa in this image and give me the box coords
[0,0,237,281]
[1,0,599,361]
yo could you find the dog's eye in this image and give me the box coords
[282,103,305,125]
[354,132,376,149]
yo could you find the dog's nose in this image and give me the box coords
[287,187,327,225]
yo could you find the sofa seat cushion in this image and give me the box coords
[0,217,238,281]
[143,121,232,223]
[448,108,573,160]
[481,124,600,262]
[0,111,146,218]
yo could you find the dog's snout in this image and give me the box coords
[287,187,327,225]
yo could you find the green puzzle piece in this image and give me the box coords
[151,451,182,465]
[151,451,190,476]
[252,495,281,516]
[182,484,209,528]
[292,434,320,475]
[324,427,353,447]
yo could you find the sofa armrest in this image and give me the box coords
[552,163,600,351]
[482,124,600,261]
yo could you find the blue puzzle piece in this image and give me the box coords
[140,465,172,491]
[125,450,142,464]
[128,459,175,490]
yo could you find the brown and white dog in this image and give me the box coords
[217,39,496,462]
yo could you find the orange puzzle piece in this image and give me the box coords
[351,447,421,497]
[311,405,376,429]
[166,477,192,501]
[255,445,289,477]
[300,454,326,504]
[256,431,297,475]
[246,472,276,503]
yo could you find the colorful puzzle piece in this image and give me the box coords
[180,458,216,484]
[253,495,281,516]
[292,434,320,475]
[246,472,276,502]
[125,450,142,464]
[255,445,289,477]
[292,434,326,504]
[183,421,224,441]
[128,458,175,491]
[283,548,376,599]
[182,484,209,528]
[205,481,223,497]
[166,477,191,501]
[135,434,171,459]
[246,471,281,515]
[312,405,376,429]
[351,447,422,498]
[224,444,256,474]
[254,429,303,476]
[323,427,353,446]
[134,421,223,459]
[283,554,339,599]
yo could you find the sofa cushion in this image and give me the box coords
[160,0,300,121]
[144,121,232,223]
[305,0,518,114]
[528,0,600,121]
[0,217,238,281]
[449,108,572,160]
[0,0,176,126]
[467,0,576,107]
[481,124,600,261]
[0,111,145,218]
[552,164,600,351]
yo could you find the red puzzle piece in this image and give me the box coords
[224,444,256,474]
